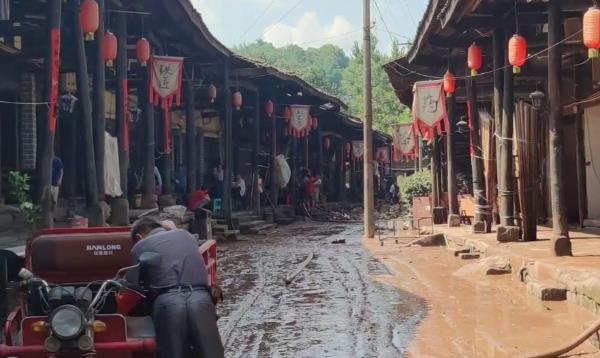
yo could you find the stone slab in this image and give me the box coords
[527,281,567,301]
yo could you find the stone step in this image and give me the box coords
[448,247,471,257]
[459,252,481,260]
[527,281,567,301]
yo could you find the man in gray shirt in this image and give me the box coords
[129,217,224,358]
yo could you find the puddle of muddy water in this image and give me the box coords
[217,223,426,358]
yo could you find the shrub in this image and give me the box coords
[400,170,432,205]
[7,171,39,223]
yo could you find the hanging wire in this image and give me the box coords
[514,0,519,34]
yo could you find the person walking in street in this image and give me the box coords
[129,217,224,358]
[232,174,246,210]
[51,155,63,207]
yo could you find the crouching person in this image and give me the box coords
[129,217,224,358]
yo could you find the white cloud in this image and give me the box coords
[190,0,219,29]
[263,12,359,52]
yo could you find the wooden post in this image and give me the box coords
[185,73,197,195]
[270,102,278,206]
[36,0,62,228]
[92,0,105,200]
[466,77,488,232]
[223,59,233,219]
[446,94,459,217]
[141,65,157,209]
[291,137,298,205]
[115,12,128,197]
[339,138,346,202]
[363,0,375,237]
[499,31,515,228]
[197,127,204,187]
[253,91,261,214]
[431,130,440,207]
[318,126,324,176]
[575,62,587,228]
[74,0,101,224]
[493,26,504,224]
[548,0,572,255]
[160,109,173,198]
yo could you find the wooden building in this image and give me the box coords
[385,0,597,256]
[0,0,390,229]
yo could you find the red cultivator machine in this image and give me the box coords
[0,227,218,357]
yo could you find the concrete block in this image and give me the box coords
[471,221,486,234]
[449,247,471,257]
[527,281,567,301]
[447,214,461,227]
[459,253,481,260]
[412,233,446,247]
[497,226,521,242]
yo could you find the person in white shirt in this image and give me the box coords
[232,174,246,209]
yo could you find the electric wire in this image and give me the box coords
[262,0,305,35]
[239,0,278,42]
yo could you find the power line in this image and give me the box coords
[293,29,361,47]
[263,0,305,35]
[239,0,278,42]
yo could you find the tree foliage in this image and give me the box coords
[400,170,432,205]
[234,36,411,134]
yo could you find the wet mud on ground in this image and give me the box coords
[216,222,425,358]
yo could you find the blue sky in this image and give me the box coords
[190,0,427,54]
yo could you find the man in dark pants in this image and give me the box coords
[129,217,224,358]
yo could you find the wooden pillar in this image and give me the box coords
[197,127,204,187]
[223,60,233,219]
[185,73,197,195]
[115,12,128,197]
[253,91,261,214]
[141,65,157,208]
[466,78,488,232]
[92,0,105,200]
[74,0,100,222]
[431,130,440,207]
[318,126,324,176]
[499,31,515,228]
[36,0,62,227]
[446,94,459,216]
[160,109,173,197]
[548,0,572,255]
[270,102,278,206]
[291,137,298,205]
[493,26,504,218]
[575,63,587,228]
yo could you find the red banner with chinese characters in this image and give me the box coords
[412,80,448,140]
[288,105,314,137]
[375,146,389,164]
[49,28,60,133]
[392,123,418,162]
[352,140,364,164]
[150,56,184,154]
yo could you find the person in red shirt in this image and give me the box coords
[188,187,211,211]
[189,187,211,237]
[304,176,320,209]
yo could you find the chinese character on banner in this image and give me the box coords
[352,141,364,164]
[288,105,313,137]
[392,123,418,162]
[412,80,448,140]
[150,56,184,154]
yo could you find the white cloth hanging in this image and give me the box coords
[104,132,123,197]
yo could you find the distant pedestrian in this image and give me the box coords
[212,164,224,199]
[232,174,246,210]
[51,155,63,206]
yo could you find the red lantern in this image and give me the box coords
[233,91,242,110]
[443,70,455,97]
[80,0,99,41]
[136,37,151,67]
[283,106,291,123]
[467,43,482,76]
[207,84,217,103]
[344,142,351,155]
[508,34,527,74]
[103,31,117,67]
[265,100,274,117]
[324,137,331,150]
[584,7,600,59]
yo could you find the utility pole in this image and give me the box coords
[363,0,375,238]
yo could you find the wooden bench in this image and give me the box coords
[459,195,475,225]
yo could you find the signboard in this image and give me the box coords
[392,123,418,162]
[412,80,448,139]
[289,105,312,137]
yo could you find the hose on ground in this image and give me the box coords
[526,317,600,358]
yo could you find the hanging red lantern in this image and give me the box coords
[283,106,291,123]
[80,0,99,41]
[103,31,117,67]
[467,43,482,76]
[508,34,527,74]
[344,142,351,155]
[136,37,151,67]
[207,84,217,103]
[584,7,600,59]
[233,91,242,110]
[265,100,274,117]
[324,137,331,150]
[443,70,455,97]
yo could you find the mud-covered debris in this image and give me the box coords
[331,239,346,244]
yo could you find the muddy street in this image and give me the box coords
[216,222,425,357]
